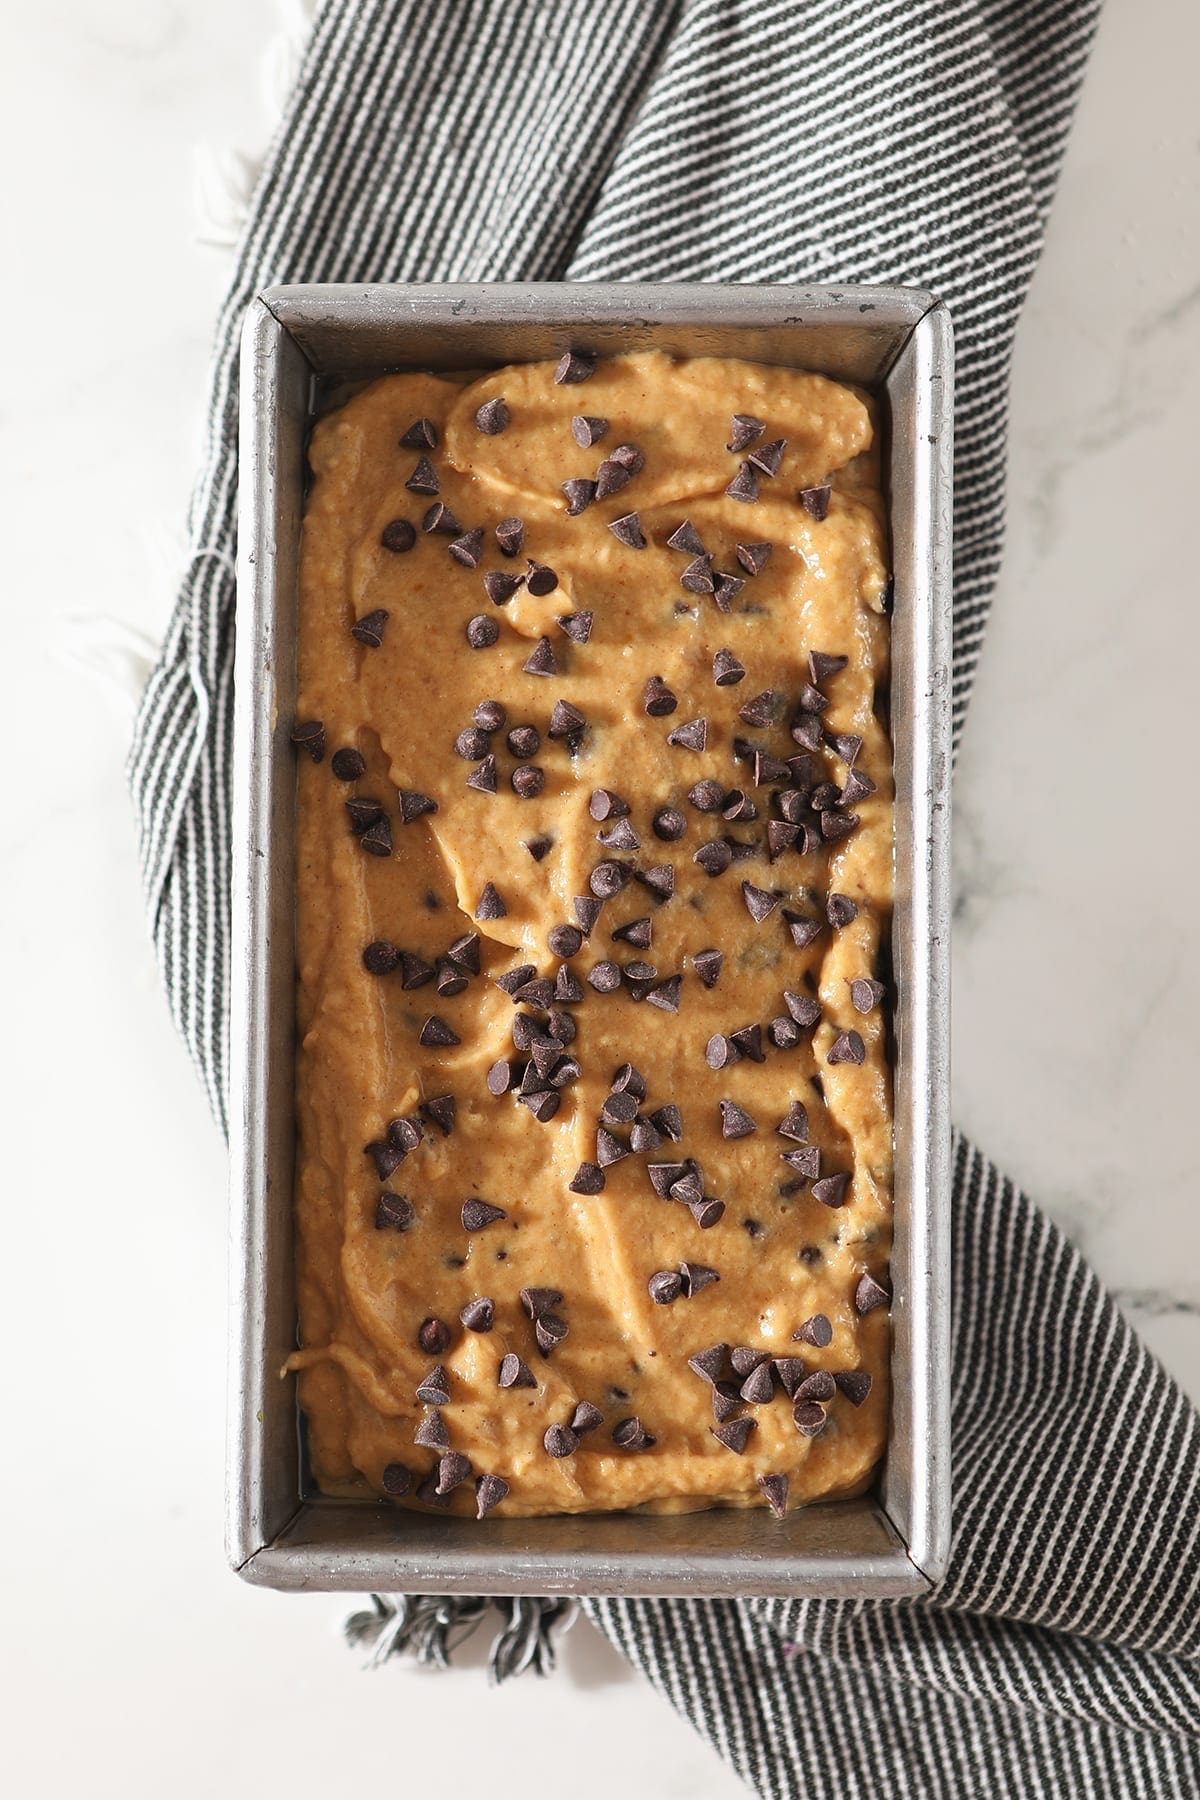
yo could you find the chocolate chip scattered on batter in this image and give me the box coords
[462,1198,507,1231]
[359,815,393,856]
[466,614,500,648]
[719,1099,757,1140]
[800,484,831,520]
[569,1161,605,1194]
[375,1190,414,1231]
[557,609,593,642]
[712,647,746,686]
[609,512,646,549]
[405,455,439,495]
[572,414,608,447]
[736,541,772,576]
[475,1472,510,1517]
[381,518,417,553]
[562,478,597,515]
[330,747,366,781]
[611,1417,654,1450]
[522,637,558,676]
[826,893,858,928]
[725,462,759,504]
[400,418,438,450]
[855,1272,890,1314]
[812,1172,851,1208]
[291,719,325,762]
[475,397,510,434]
[711,1418,755,1454]
[350,608,389,648]
[555,350,596,385]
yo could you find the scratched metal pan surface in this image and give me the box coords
[229,283,953,1597]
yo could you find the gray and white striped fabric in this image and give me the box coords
[129,2,1200,1793]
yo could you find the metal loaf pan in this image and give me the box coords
[230,283,953,1597]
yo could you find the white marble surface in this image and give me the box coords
[3,2,1197,1795]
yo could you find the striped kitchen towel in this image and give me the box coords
[128,3,1200,1795]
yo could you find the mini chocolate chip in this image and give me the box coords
[694,839,733,877]
[687,1343,728,1384]
[646,975,681,1012]
[784,992,822,1030]
[679,1262,719,1297]
[418,1316,452,1355]
[475,882,507,920]
[400,418,438,450]
[726,462,759,504]
[648,1270,683,1305]
[719,1099,756,1140]
[598,818,640,850]
[611,918,652,951]
[330,747,366,782]
[360,816,393,857]
[729,1024,765,1063]
[569,1161,606,1194]
[777,1101,810,1143]
[498,1353,536,1389]
[523,637,558,677]
[555,350,596,384]
[784,912,823,949]
[830,732,863,766]
[455,726,492,762]
[510,764,545,798]
[827,1030,866,1066]
[573,895,603,935]
[741,880,779,923]
[571,1401,604,1435]
[557,610,593,643]
[757,1472,788,1518]
[727,414,765,452]
[415,1364,450,1405]
[767,822,799,861]
[462,1198,506,1230]
[855,1272,890,1314]
[712,647,746,686]
[475,1472,509,1518]
[375,1190,414,1231]
[546,924,583,960]
[535,1313,569,1355]
[793,1401,828,1437]
[836,1370,873,1407]
[590,859,631,899]
[381,518,417,553]
[748,437,786,477]
[609,512,646,549]
[544,1423,579,1458]
[711,1418,755,1454]
[611,1417,654,1450]
[782,1145,820,1183]
[800,485,831,520]
[796,1370,836,1404]
[525,559,559,597]
[729,1346,769,1378]
[351,608,389,648]
[773,1358,807,1399]
[840,768,876,809]
[291,719,325,763]
[484,570,524,606]
[362,940,401,975]
[449,527,485,568]
[643,675,677,716]
[648,1104,682,1143]
[589,788,629,822]
[664,718,707,756]
[611,1062,647,1099]
[653,807,687,841]
[562,478,597,515]
[688,779,726,813]
[822,810,860,843]
[705,1033,739,1071]
[467,614,500,648]
[495,964,536,997]
[495,517,525,557]
[740,1362,775,1405]
[405,455,439,495]
[419,1015,460,1048]
[423,501,461,535]
[487,1056,516,1095]
[381,1461,412,1498]
[398,790,438,823]
[791,713,824,751]
[572,414,608,447]
[414,1412,449,1451]
[693,949,723,989]
[400,952,435,989]
[588,960,622,994]
[459,1295,494,1335]
[826,893,859,928]
[524,836,554,862]
[736,541,773,576]
[475,396,510,434]
[596,1126,629,1167]
[636,864,675,902]
[594,457,634,501]
[547,701,585,742]
[679,553,715,594]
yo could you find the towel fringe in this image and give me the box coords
[343,1594,577,1681]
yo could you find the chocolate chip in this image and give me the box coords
[694,839,733,878]
[446,932,481,977]
[475,882,507,920]
[687,1343,728,1384]
[526,559,559,597]
[423,501,461,535]
[688,780,725,814]
[827,1030,866,1066]
[707,1379,739,1423]
[509,764,544,799]
[765,822,798,862]
[596,1126,629,1167]
[455,726,491,762]
[781,1146,820,1184]
[726,462,759,504]
[784,912,822,950]
[711,1418,755,1454]
[400,418,438,450]
[727,414,765,453]
[610,919,652,952]
[572,414,608,447]
[600,1093,637,1130]
[712,571,745,612]
[514,978,555,1008]
[653,807,687,841]
[638,675,675,718]
[666,523,705,560]
[362,940,401,976]
[840,768,876,808]
[719,1099,756,1140]
[587,960,622,993]
[350,608,389,648]
[644,975,680,1013]
[754,1473,787,1519]
[330,746,366,782]
[571,1400,604,1435]
[405,455,439,495]
[648,1269,683,1305]
[705,1033,738,1071]
[415,1364,450,1406]
[590,859,631,899]
[360,816,393,857]
[611,1416,654,1450]
[783,992,821,1030]
[419,1015,460,1048]
[826,893,858,929]
[630,1114,662,1152]
[740,1362,775,1405]
[803,1166,847,1209]
[598,818,640,851]
[400,952,435,989]
[729,1024,764,1063]
[692,949,723,990]
[483,570,523,607]
[458,1296,494,1334]
[830,732,863,766]
[291,719,325,763]
[675,553,713,595]
[475,1472,509,1518]
[435,958,467,997]
[522,637,558,676]
[679,1262,719,1297]
[398,790,438,823]
[438,1451,475,1496]
[462,1198,506,1230]
[823,809,860,843]
[525,836,554,863]
[712,647,746,686]
[636,864,675,902]
[448,527,485,568]
[748,438,786,478]
[796,1371,836,1404]
[495,517,525,557]
[773,1358,807,1399]
[414,1412,449,1451]
[543,1423,578,1459]
[736,542,772,576]
[690,1195,725,1229]
[418,1316,452,1356]
[800,485,831,520]
[381,518,417,553]
[728,1346,768,1379]
[475,396,509,434]
[609,512,646,549]
[836,1370,873,1407]
[741,881,779,923]
[495,964,536,997]
[662,718,706,757]
[573,895,603,935]
[855,1272,890,1315]
[375,1190,414,1231]
[611,1062,647,1099]
[535,1313,569,1356]
[381,1461,412,1498]
[793,1401,828,1437]
[555,350,595,385]
[791,712,824,751]
[467,614,500,648]
[569,1161,605,1194]
[668,1168,703,1208]
[594,457,634,501]
[562,478,597,515]
[498,1353,536,1389]
[557,610,593,642]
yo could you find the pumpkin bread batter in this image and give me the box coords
[288,350,894,1521]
